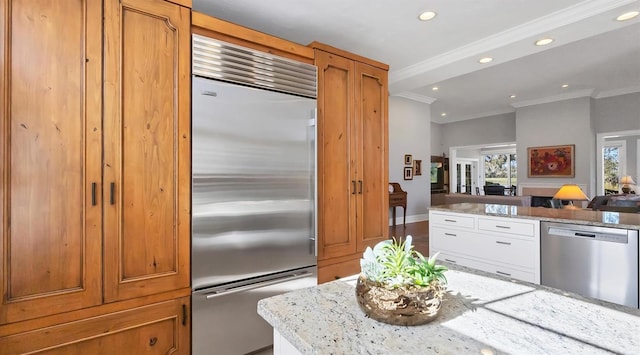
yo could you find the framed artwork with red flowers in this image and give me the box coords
[527,144,575,177]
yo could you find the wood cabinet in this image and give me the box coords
[313,44,389,282]
[429,210,541,283]
[103,0,191,303]
[0,297,190,355]
[0,0,191,352]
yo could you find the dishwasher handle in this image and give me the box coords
[546,226,628,243]
[204,271,312,299]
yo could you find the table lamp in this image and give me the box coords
[553,184,589,209]
[620,176,636,194]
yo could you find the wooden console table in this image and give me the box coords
[389,182,407,227]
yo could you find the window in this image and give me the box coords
[484,153,517,187]
[603,140,626,194]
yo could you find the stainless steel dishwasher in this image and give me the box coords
[541,222,638,308]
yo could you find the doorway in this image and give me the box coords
[455,159,477,194]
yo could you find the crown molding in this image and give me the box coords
[392,92,437,104]
[594,85,640,99]
[389,0,635,84]
[511,88,595,108]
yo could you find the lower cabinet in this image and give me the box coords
[429,210,541,283]
[0,297,190,355]
[317,258,361,284]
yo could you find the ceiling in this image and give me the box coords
[193,0,640,123]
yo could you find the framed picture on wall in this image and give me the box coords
[404,167,413,180]
[527,144,575,177]
[414,159,422,176]
[404,154,412,165]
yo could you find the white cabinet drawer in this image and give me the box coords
[486,235,536,268]
[430,212,475,229]
[478,218,535,237]
[432,227,536,269]
[435,251,535,284]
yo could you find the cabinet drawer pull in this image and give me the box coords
[495,225,511,229]
[149,337,158,346]
[495,241,511,245]
[496,271,511,277]
[444,219,457,223]
[444,233,457,237]
[444,258,457,263]
[351,180,356,195]
[182,304,187,326]
[91,182,97,206]
[358,180,362,194]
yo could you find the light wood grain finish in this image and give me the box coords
[0,0,103,323]
[355,62,388,252]
[309,42,389,71]
[103,0,191,302]
[315,46,389,283]
[316,50,357,260]
[192,11,314,64]
[0,296,190,355]
[317,259,361,284]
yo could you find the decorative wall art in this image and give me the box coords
[527,144,575,177]
[404,154,412,165]
[404,167,413,180]
[413,159,422,176]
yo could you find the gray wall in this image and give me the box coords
[442,112,516,149]
[431,122,444,156]
[592,92,640,133]
[388,96,431,223]
[516,97,595,195]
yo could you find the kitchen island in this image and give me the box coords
[257,263,640,354]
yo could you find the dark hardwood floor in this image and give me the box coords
[388,221,429,256]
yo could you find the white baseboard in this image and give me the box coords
[388,213,428,226]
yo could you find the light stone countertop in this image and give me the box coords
[429,203,640,229]
[257,263,640,355]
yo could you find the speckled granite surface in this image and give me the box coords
[429,203,640,229]
[257,264,640,355]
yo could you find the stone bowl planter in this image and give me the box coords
[355,275,444,326]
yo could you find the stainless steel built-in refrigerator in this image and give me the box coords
[191,35,317,355]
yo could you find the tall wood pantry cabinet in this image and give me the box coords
[0,0,191,353]
[312,43,389,283]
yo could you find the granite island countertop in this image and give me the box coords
[257,263,640,355]
[430,203,640,229]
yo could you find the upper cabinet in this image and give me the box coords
[1,0,190,326]
[313,44,389,282]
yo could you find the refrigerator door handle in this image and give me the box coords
[204,271,313,300]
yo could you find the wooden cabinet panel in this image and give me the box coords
[355,62,388,252]
[316,50,357,260]
[317,259,360,284]
[0,0,103,323]
[314,46,389,283]
[103,0,191,302]
[0,297,190,355]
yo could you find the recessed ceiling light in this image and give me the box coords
[441,113,447,117]
[418,11,437,21]
[478,57,493,64]
[561,84,569,88]
[617,11,639,21]
[535,38,554,46]
[509,94,517,99]
[432,86,439,91]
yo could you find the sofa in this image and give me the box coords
[588,194,640,213]
[443,193,532,207]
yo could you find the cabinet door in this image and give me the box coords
[354,62,388,252]
[0,0,103,323]
[0,297,190,355]
[103,0,191,302]
[315,50,357,260]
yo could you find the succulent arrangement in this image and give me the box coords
[359,235,447,289]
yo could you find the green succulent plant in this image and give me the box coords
[360,236,447,289]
